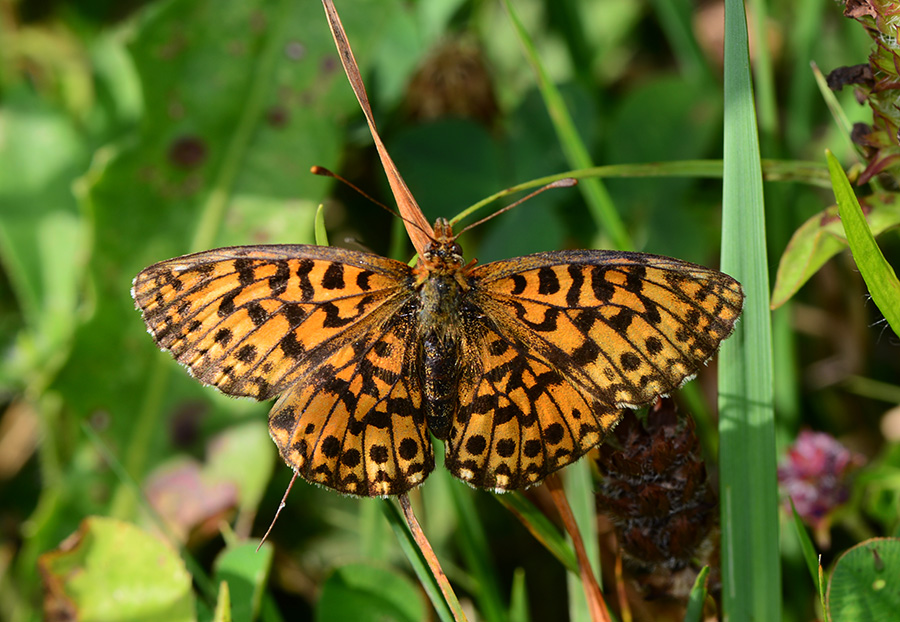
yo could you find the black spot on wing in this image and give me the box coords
[566,265,584,306]
[590,267,614,302]
[246,301,266,326]
[269,261,290,295]
[322,263,345,290]
[236,344,257,363]
[235,258,255,286]
[356,269,373,291]
[537,267,560,295]
[295,259,315,301]
[219,290,238,317]
[510,274,527,295]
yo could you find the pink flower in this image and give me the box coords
[778,430,865,535]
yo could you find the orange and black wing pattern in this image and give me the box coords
[444,250,743,491]
[133,245,432,495]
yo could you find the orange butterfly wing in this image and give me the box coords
[133,245,433,495]
[444,250,744,491]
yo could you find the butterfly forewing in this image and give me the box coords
[132,245,414,400]
[470,250,744,408]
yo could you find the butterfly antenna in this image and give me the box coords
[311,165,436,242]
[257,468,299,552]
[455,178,577,237]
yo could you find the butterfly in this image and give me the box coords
[132,0,744,497]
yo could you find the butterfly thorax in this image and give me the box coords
[415,218,469,440]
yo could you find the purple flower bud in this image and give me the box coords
[778,430,865,530]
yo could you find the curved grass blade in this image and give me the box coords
[494,494,578,574]
[683,566,710,622]
[382,497,465,622]
[314,203,329,246]
[827,150,900,333]
[500,0,629,251]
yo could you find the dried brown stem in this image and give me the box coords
[545,474,611,622]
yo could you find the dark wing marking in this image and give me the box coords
[268,303,432,496]
[132,245,414,400]
[445,311,622,491]
[470,250,744,408]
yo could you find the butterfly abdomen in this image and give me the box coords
[419,332,458,440]
[417,271,466,440]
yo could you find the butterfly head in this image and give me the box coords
[421,218,465,273]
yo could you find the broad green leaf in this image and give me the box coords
[0,92,89,388]
[771,194,900,309]
[38,516,194,622]
[213,542,274,622]
[315,562,425,622]
[50,0,403,517]
[827,538,900,622]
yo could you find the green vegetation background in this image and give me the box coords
[2,0,898,621]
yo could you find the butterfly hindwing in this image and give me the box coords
[268,305,433,496]
[132,245,414,400]
[446,314,623,491]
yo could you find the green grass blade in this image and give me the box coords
[450,159,830,229]
[564,461,598,622]
[789,499,826,613]
[449,485,508,622]
[212,581,232,622]
[827,150,900,333]
[314,204,329,246]
[381,500,458,622]
[719,0,780,620]
[508,568,530,622]
[683,566,710,622]
[646,0,712,85]
[495,494,578,574]
[500,0,630,251]
[747,0,777,143]
[812,63,862,158]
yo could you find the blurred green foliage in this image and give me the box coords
[1,0,900,621]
